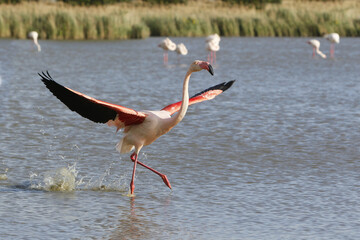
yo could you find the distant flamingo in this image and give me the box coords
[176,43,188,56]
[175,43,188,63]
[206,33,221,45]
[206,41,220,65]
[206,34,221,64]
[28,31,41,52]
[307,39,326,59]
[324,33,340,58]
[39,60,235,195]
[158,37,176,64]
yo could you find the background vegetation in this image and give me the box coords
[0,0,359,40]
[0,0,280,5]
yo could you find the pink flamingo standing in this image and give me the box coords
[158,37,176,64]
[39,60,235,195]
[324,33,340,58]
[206,41,220,65]
[205,34,221,65]
[307,39,326,59]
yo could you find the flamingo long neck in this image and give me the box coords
[34,39,41,52]
[316,48,326,59]
[168,69,192,128]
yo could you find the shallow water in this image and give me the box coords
[1,37,360,239]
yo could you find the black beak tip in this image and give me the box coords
[208,64,214,76]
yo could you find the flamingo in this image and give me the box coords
[175,43,188,63]
[206,33,221,45]
[28,31,41,52]
[206,34,221,64]
[206,41,220,65]
[158,37,176,64]
[176,43,188,56]
[39,60,235,195]
[324,33,340,58]
[307,39,326,59]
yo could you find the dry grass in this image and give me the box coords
[0,0,359,39]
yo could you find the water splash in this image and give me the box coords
[30,164,80,191]
[82,163,128,192]
[0,159,8,180]
[0,168,8,180]
[27,162,128,192]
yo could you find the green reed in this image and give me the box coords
[0,1,359,39]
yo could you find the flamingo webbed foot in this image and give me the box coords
[161,175,172,189]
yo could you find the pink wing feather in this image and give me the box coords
[39,71,146,129]
[162,80,235,115]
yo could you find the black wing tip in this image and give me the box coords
[222,80,235,92]
[208,64,214,75]
[38,71,54,82]
[190,80,235,98]
[211,80,236,92]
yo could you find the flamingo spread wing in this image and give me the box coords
[161,80,235,115]
[39,71,146,128]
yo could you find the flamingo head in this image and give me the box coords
[191,60,214,75]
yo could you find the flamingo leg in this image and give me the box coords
[313,47,316,57]
[130,153,138,195]
[214,51,216,65]
[130,153,172,189]
[330,44,335,58]
[163,51,167,65]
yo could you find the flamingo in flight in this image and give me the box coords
[39,60,235,195]
[28,31,41,52]
[307,39,326,59]
[324,33,340,58]
[158,37,176,64]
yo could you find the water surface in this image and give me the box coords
[1,37,360,239]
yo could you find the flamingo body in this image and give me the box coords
[158,37,176,51]
[206,41,220,53]
[28,31,41,52]
[39,60,235,195]
[206,33,221,45]
[307,39,326,59]
[324,33,340,44]
[324,33,340,58]
[158,38,176,64]
[116,110,173,154]
[176,43,188,56]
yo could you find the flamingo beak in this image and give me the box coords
[208,64,214,76]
